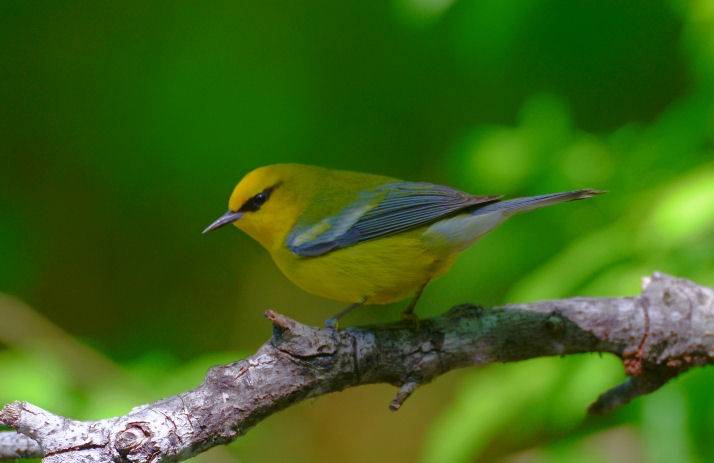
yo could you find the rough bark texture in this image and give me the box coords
[1,272,712,462]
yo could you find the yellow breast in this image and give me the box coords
[269,227,458,304]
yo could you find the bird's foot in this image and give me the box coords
[323,317,339,331]
[401,312,421,329]
[323,300,364,331]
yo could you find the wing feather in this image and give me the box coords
[287,182,501,257]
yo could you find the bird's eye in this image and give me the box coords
[240,187,273,212]
[253,192,267,206]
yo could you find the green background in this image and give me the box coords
[2,1,714,462]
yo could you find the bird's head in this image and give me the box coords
[202,164,315,251]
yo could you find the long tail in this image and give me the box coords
[474,189,606,214]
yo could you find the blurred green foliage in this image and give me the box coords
[2,0,714,462]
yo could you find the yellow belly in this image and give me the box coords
[269,229,458,304]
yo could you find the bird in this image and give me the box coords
[203,163,605,327]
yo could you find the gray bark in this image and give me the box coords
[1,272,712,462]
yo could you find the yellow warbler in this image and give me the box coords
[204,164,604,326]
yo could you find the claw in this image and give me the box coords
[401,312,421,330]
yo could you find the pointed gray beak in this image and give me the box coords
[202,210,243,234]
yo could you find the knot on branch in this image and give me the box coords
[115,422,153,459]
[265,310,337,358]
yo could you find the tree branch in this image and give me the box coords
[1,272,712,462]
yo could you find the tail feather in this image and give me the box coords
[474,189,606,214]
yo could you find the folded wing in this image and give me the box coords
[287,182,501,256]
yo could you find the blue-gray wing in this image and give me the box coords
[287,182,501,257]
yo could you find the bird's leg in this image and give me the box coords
[324,299,366,330]
[402,280,429,324]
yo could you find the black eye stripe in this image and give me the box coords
[240,187,274,212]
